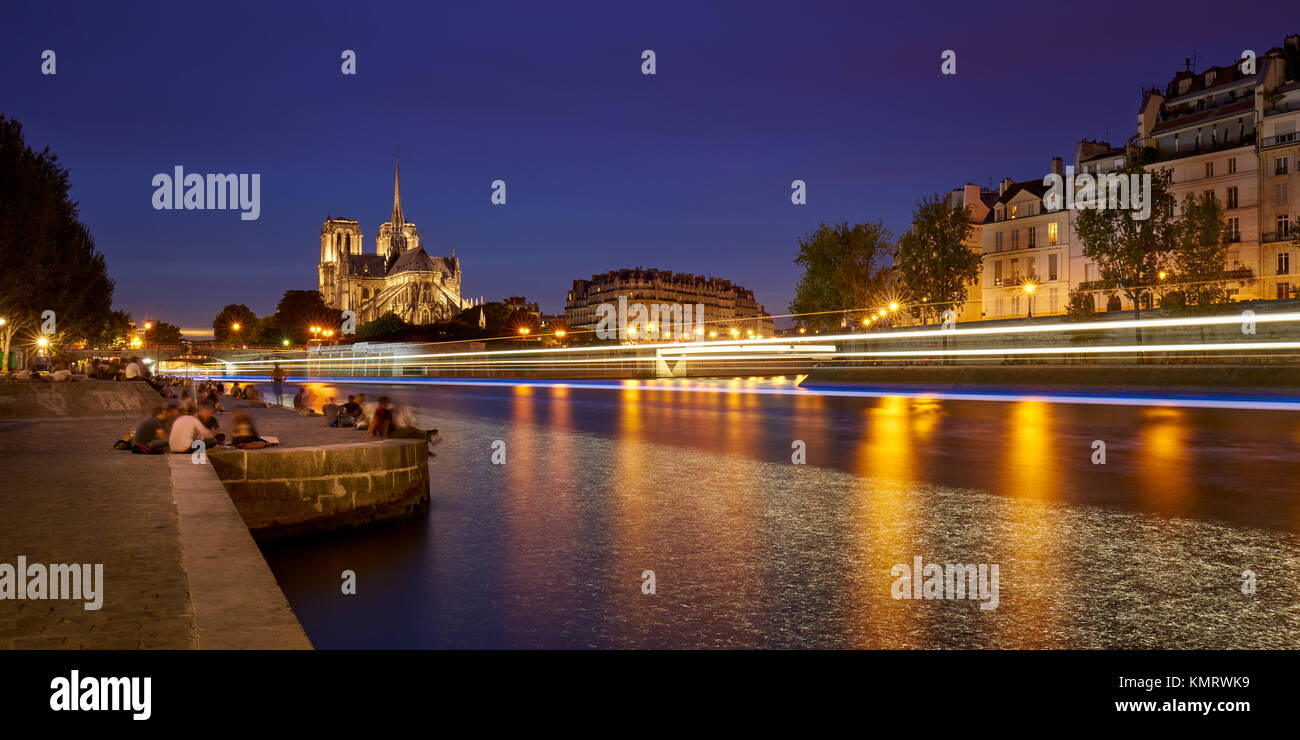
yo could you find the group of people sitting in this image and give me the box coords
[292,388,439,447]
[120,402,275,454]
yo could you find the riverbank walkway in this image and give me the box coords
[0,382,313,649]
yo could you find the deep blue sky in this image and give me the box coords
[3,0,1295,335]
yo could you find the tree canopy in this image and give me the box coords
[894,194,979,324]
[789,221,893,331]
[0,115,116,366]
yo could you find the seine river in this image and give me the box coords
[258,378,1300,648]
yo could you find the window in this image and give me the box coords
[1228,157,1237,174]
[994,260,1003,285]
[1277,183,1289,206]
[994,231,1003,251]
[1227,217,1241,242]
[1278,282,1292,300]
[1204,190,1215,203]
[1048,222,1059,246]
[1011,258,1020,279]
[1205,162,1214,178]
[1280,215,1293,238]
[1278,156,1291,176]
[1280,252,1292,276]
[1028,226,1037,248]
[1010,230,1020,250]
[1011,205,1018,219]
[1227,187,1239,209]
[1027,202,1037,216]
[1048,254,1058,281]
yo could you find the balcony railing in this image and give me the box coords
[1261,132,1298,149]
[1263,231,1296,244]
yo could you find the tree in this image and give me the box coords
[358,312,411,340]
[789,221,893,331]
[1064,288,1096,321]
[1074,161,1179,322]
[144,321,183,346]
[266,289,341,345]
[90,309,134,348]
[213,304,258,345]
[894,194,980,324]
[1173,192,1229,306]
[0,115,116,369]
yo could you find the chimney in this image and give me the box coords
[999,177,1013,196]
[1051,157,1063,176]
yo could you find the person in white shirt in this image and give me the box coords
[169,412,218,453]
[123,358,143,380]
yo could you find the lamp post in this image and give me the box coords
[1023,280,1037,319]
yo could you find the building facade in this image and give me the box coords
[318,159,475,326]
[965,33,1300,320]
[566,268,774,339]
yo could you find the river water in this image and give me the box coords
[258,378,1300,648]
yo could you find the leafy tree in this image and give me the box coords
[1074,161,1179,322]
[358,312,411,340]
[789,221,893,331]
[0,115,115,368]
[266,289,341,345]
[894,194,980,325]
[1173,192,1228,306]
[213,304,258,345]
[1064,288,1096,321]
[144,321,183,346]
[90,309,134,348]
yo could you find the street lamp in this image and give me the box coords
[1023,280,1037,318]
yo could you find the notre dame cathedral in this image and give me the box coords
[318,158,477,325]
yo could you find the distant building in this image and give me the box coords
[317,158,477,326]
[501,296,541,321]
[566,268,774,339]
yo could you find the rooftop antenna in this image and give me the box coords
[1190,50,1198,71]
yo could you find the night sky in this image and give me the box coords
[3,0,1294,335]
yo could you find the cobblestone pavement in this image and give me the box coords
[0,417,196,649]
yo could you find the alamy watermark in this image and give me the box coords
[891,555,999,610]
[152,166,260,220]
[0,555,104,610]
[596,296,706,341]
[1042,165,1152,220]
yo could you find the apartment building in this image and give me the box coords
[1260,43,1300,300]
[980,162,1073,319]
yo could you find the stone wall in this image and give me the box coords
[0,380,161,419]
[208,439,430,540]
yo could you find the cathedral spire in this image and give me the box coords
[391,153,404,228]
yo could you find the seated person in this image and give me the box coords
[197,403,226,444]
[169,409,218,453]
[229,412,275,449]
[364,396,395,438]
[322,396,340,427]
[129,406,170,454]
[339,395,361,427]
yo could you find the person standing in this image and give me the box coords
[271,363,286,407]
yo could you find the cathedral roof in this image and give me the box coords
[346,253,387,276]
[388,247,456,275]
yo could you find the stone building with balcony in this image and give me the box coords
[565,268,774,339]
[980,162,1074,319]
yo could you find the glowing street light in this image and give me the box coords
[889,302,900,312]
[1023,280,1038,318]
[1158,271,1168,281]
[36,336,49,348]
[518,327,530,336]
